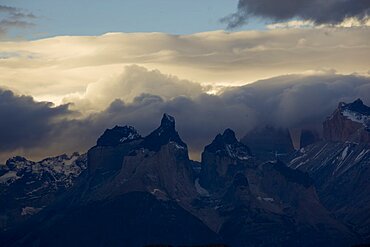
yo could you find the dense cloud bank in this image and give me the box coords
[0,28,369,101]
[224,0,370,28]
[0,89,72,161]
[0,68,369,162]
[64,65,205,112]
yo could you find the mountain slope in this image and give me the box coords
[0,112,365,246]
[1,192,219,247]
[199,129,356,246]
[288,99,370,242]
[0,153,86,231]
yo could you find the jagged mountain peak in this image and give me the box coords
[205,128,251,160]
[209,128,238,148]
[338,99,370,129]
[5,156,28,166]
[97,125,141,146]
[324,98,370,143]
[141,114,187,152]
[220,128,238,144]
[161,113,176,129]
[339,98,370,115]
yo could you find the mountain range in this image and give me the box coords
[0,99,369,247]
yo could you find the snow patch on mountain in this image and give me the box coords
[341,146,349,160]
[170,141,187,150]
[342,110,370,128]
[2,153,87,188]
[0,171,21,184]
[120,132,139,143]
[225,144,250,160]
[21,206,43,216]
[195,178,209,196]
[257,196,275,202]
[339,99,370,129]
[355,149,369,162]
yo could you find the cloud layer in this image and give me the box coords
[0,89,71,161]
[64,65,204,112]
[0,28,369,161]
[224,0,370,28]
[1,68,369,162]
[0,28,369,103]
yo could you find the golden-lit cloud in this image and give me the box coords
[0,27,369,107]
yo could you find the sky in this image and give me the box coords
[0,0,369,162]
[1,0,267,38]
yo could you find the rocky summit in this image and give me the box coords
[0,104,370,246]
[0,153,86,231]
[323,98,370,143]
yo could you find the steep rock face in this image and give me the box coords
[323,99,370,143]
[0,153,86,231]
[85,114,196,203]
[200,129,253,193]
[199,130,356,246]
[0,114,213,247]
[288,141,370,241]
[88,125,142,175]
[242,126,294,160]
[140,113,187,152]
[289,99,370,241]
[0,113,363,246]
[218,159,355,247]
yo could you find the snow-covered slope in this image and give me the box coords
[1,153,86,187]
[288,100,370,241]
[0,153,87,230]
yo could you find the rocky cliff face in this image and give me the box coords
[288,141,370,242]
[87,125,143,187]
[1,114,216,247]
[200,129,253,193]
[0,113,364,247]
[323,99,370,143]
[242,126,295,160]
[287,99,370,242]
[84,114,197,205]
[199,129,355,246]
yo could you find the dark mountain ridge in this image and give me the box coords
[1,99,369,246]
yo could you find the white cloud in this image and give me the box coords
[64,65,204,112]
[267,20,315,29]
[267,16,370,29]
[0,28,369,108]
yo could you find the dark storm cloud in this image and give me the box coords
[1,73,370,162]
[223,0,370,28]
[0,5,35,19]
[0,5,35,37]
[0,89,71,152]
